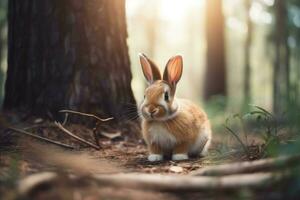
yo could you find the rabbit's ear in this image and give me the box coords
[163,55,183,86]
[139,53,161,84]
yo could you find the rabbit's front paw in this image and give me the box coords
[172,154,188,161]
[148,154,163,162]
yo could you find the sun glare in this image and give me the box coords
[250,2,273,24]
[126,0,204,21]
[159,0,189,21]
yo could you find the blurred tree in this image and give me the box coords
[287,0,300,103]
[204,0,226,100]
[273,0,290,114]
[0,0,7,104]
[4,0,137,120]
[244,0,252,104]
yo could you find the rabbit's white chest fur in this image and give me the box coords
[148,124,177,149]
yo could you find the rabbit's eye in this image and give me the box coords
[164,92,169,101]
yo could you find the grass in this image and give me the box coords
[204,94,299,160]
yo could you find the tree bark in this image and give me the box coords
[273,0,290,114]
[203,0,226,100]
[4,0,137,121]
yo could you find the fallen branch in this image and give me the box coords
[54,122,100,150]
[191,154,300,176]
[8,127,74,149]
[18,171,289,195]
[94,172,287,191]
[18,172,58,195]
[59,110,113,122]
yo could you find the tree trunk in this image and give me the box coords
[0,0,7,105]
[203,0,226,100]
[4,0,137,121]
[273,0,290,114]
[244,0,252,104]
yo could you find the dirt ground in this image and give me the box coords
[0,114,276,200]
[0,126,225,175]
[0,122,257,176]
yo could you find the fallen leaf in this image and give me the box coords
[100,131,122,139]
[169,166,183,173]
[34,118,43,124]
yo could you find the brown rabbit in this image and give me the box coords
[139,53,212,161]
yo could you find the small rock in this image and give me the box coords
[169,166,183,173]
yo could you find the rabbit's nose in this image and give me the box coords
[149,109,158,114]
[148,107,159,117]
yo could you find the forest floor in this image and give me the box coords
[0,112,295,200]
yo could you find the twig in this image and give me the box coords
[62,113,69,126]
[92,122,100,147]
[191,154,300,176]
[54,122,100,150]
[59,109,112,147]
[8,127,74,149]
[59,110,113,122]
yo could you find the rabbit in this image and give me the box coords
[138,53,212,162]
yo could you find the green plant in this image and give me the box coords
[224,105,282,159]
